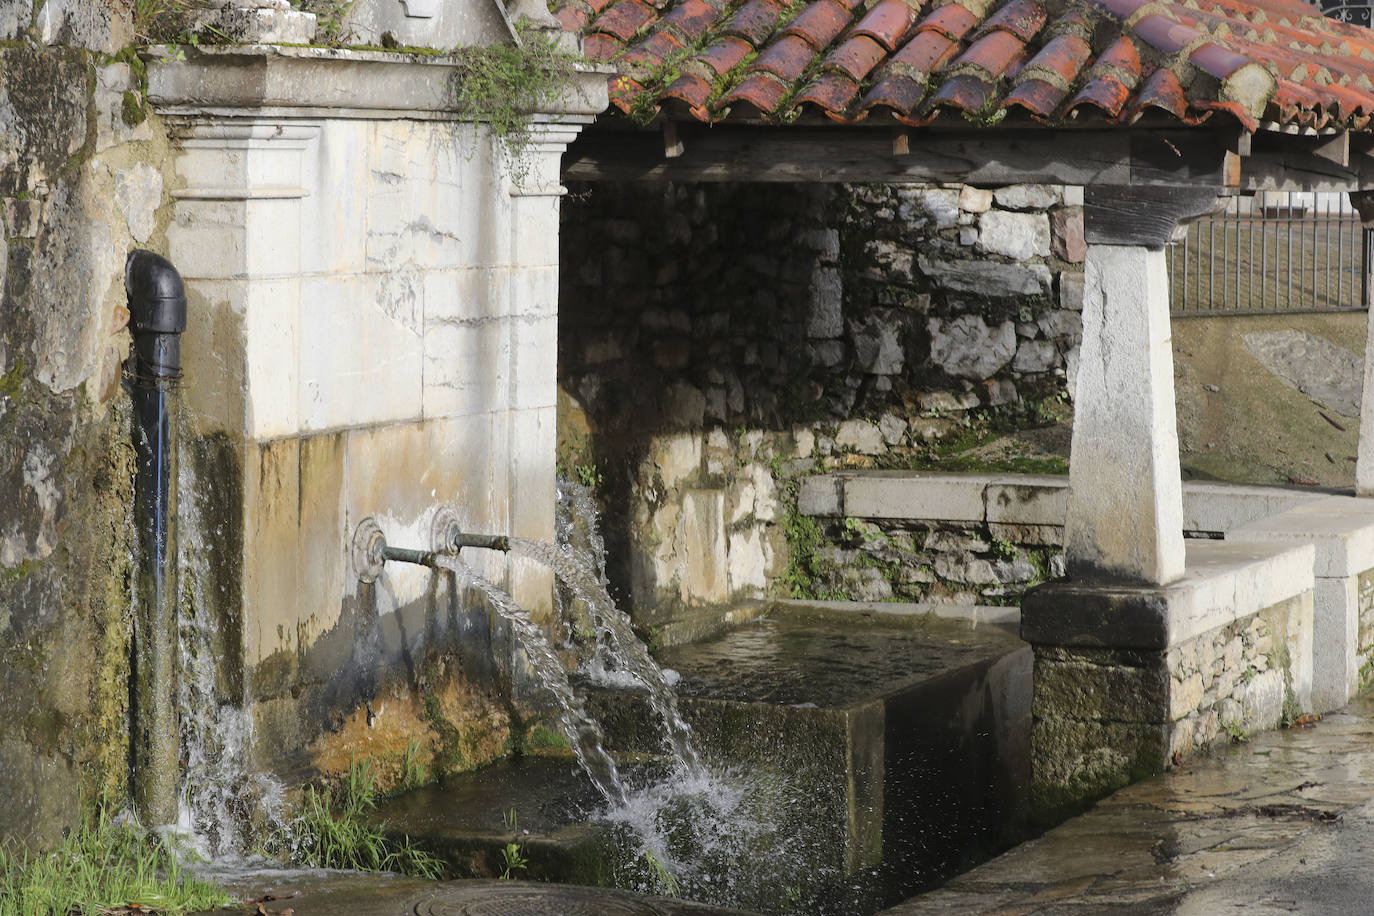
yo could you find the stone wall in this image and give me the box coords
[0,0,176,843]
[1030,591,1310,817]
[559,180,1082,627]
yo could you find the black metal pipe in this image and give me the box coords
[125,249,186,826]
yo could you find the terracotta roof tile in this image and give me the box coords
[697,36,755,74]
[556,0,1374,129]
[754,34,817,81]
[825,34,889,80]
[783,0,852,47]
[795,71,862,113]
[723,0,789,43]
[720,70,792,112]
[852,0,921,50]
[660,0,722,40]
[590,0,658,40]
[973,0,1046,42]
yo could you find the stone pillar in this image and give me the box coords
[1348,193,1374,496]
[1019,184,1321,822]
[1065,243,1184,585]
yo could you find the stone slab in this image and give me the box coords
[1022,540,1314,650]
[842,472,986,522]
[1234,494,1374,579]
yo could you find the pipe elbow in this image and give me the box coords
[125,250,187,380]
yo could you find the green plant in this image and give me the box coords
[526,724,570,751]
[299,0,355,45]
[0,807,230,915]
[448,26,586,185]
[499,809,528,880]
[574,463,603,490]
[989,538,1017,562]
[132,0,194,42]
[1221,720,1249,743]
[291,758,443,878]
[401,737,429,790]
[639,848,679,897]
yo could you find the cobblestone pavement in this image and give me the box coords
[886,692,1374,914]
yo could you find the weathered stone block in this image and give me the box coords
[977,210,1051,260]
[927,315,1017,380]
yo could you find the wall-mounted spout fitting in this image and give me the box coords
[124,249,187,827]
[431,506,511,554]
[352,511,511,583]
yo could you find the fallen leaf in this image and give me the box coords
[1288,475,1319,486]
[1171,750,1183,767]
[1293,713,1321,728]
[1319,412,1347,432]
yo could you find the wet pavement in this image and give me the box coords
[885,691,1374,914]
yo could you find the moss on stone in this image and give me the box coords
[0,358,24,399]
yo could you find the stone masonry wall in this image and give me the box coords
[0,0,178,843]
[1031,592,1308,816]
[559,180,1083,626]
[1358,568,1374,688]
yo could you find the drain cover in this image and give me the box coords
[407,882,670,916]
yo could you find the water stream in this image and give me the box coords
[431,553,630,809]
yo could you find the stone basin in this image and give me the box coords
[376,602,1033,915]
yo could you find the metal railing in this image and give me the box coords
[1167,192,1370,315]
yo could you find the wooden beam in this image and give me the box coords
[563,126,1234,187]
[1084,185,1224,248]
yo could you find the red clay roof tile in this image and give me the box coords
[562,0,1374,129]
[783,0,853,48]
[592,0,658,40]
[754,34,818,81]
[582,32,623,59]
[974,0,1046,42]
[949,29,1027,79]
[720,70,792,112]
[860,73,929,115]
[723,0,788,43]
[697,36,755,75]
[825,34,889,80]
[890,29,960,75]
[660,0,722,40]
[1003,77,1070,116]
[929,72,998,114]
[852,0,921,50]
[796,71,862,112]
[917,2,979,40]
[1128,66,1190,121]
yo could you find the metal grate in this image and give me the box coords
[1167,192,1369,316]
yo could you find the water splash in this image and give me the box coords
[431,553,630,809]
[511,537,705,780]
[175,452,288,862]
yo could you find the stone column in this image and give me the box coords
[1065,242,1185,585]
[1348,193,1374,496]
[1063,186,1224,585]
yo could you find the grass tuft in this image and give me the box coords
[0,808,230,915]
[288,758,444,878]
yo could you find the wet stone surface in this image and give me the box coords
[656,610,1023,706]
[886,692,1374,914]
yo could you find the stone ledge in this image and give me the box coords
[145,44,612,119]
[797,471,1333,533]
[1235,495,1374,579]
[1022,539,1314,650]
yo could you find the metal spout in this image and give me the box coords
[351,512,511,583]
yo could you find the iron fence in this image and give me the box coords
[1166,192,1370,316]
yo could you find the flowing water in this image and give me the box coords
[431,553,630,809]
[175,456,289,862]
